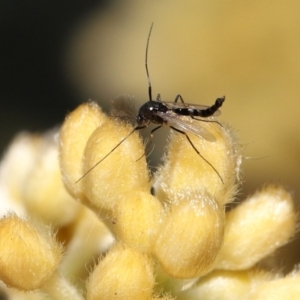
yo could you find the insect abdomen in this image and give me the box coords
[197,97,225,117]
[172,97,225,118]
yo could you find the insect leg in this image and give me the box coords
[151,125,162,136]
[76,125,147,183]
[170,126,224,184]
[135,138,153,162]
[135,125,162,162]
[174,94,186,104]
[191,116,223,127]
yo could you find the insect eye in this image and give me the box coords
[136,114,143,124]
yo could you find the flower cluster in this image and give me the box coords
[0,101,298,299]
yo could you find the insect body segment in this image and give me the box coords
[133,94,225,184]
[76,23,226,184]
[136,95,225,142]
[172,96,225,118]
[136,100,168,126]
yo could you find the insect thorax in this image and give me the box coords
[136,100,167,125]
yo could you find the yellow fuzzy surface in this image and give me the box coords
[0,214,62,290]
[86,244,155,300]
[0,100,298,299]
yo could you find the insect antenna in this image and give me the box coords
[145,22,154,101]
[76,24,155,184]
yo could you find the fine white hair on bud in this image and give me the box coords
[1,97,298,299]
[86,243,155,300]
[112,191,164,252]
[59,101,107,202]
[154,189,224,278]
[246,269,300,300]
[0,213,62,290]
[81,118,150,211]
[176,268,276,300]
[215,185,297,270]
[154,119,241,206]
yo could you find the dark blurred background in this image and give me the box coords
[0,0,111,155]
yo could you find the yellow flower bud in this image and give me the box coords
[113,191,164,251]
[154,120,241,206]
[59,208,113,281]
[22,130,81,227]
[82,118,150,211]
[59,101,107,201]
[0,133,40,213]
[246,270,300,300]
[215,185,297,270]
[86,243,155,300]
[177,269,275,300]
[154,190,224,278]
[0,213,62,290]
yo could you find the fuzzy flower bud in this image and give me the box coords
[86,243,155,300]
[215,185,297,270]
[0,213,62,290]
[246,270,300,300]
[154,119,241,205]
[81,118,150,211]
[0,133,41,215]
[154,190,224,278]
[177,269,275,300]
[112,191,164,251]
[59,101,107,201]
[22,130,81,227]
[1,98,296,299]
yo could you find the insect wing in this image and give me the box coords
[110,95,137,125]
[161,101,222,116]
[156,110,216,142]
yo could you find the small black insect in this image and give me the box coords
[76,23,225,183]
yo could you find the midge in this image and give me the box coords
[76,23,225,184]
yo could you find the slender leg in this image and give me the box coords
[136,125,162,161]
[170,126,224,184]
[150,125,162,136]
[136,138,153,162]
[191,116,223,127]
[174,94,185,103]
[76,125,147,183]
[156,94,162,102]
